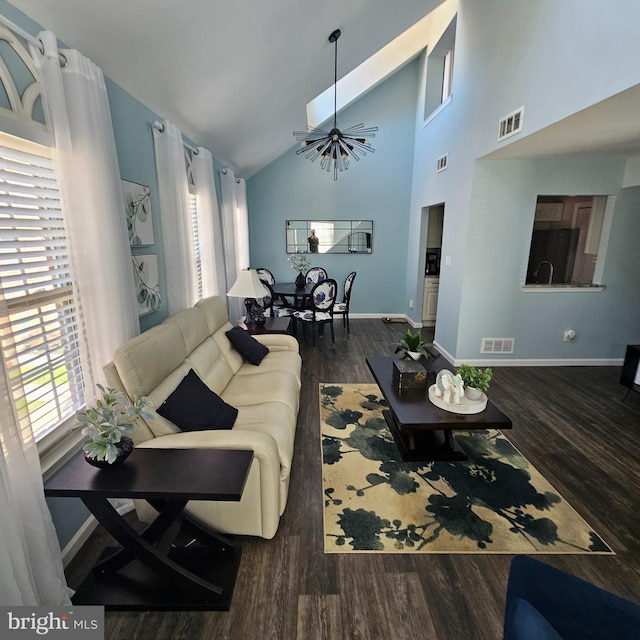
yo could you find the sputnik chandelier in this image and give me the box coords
[293,29,378,180]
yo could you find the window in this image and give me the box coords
[441,49,453,103]
[184,146,203,300]
[525,195,609,287]
[188,193,203,300]
[0,137,84,445]
[423,15,457,121]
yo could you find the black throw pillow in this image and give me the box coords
[225,325,269,366]
[157,369,237,431]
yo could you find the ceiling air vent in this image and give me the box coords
[481,338,515,354]
[498,107,524,141]
[436,153,448,172]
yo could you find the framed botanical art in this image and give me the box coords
[132,254,161,316]
[122,179,153,246]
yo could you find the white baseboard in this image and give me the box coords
[433,341,623,367]
[60,500,134,567]
[61,515,98,568]
[352,320,622,365]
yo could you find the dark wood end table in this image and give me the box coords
[242,316,291,335]
[45,448,253,610]
[366,355,512,461]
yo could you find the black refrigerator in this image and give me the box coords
[526,228,579,284]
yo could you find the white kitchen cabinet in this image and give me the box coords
[423,277,439,326]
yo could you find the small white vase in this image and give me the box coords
[465,386,483,401]
[407,351,422,360]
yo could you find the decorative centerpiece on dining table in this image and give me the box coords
[288,253,312,288]
[78,384,153,469]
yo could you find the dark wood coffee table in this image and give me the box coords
[45,448,253,610]
[366,355,512,461]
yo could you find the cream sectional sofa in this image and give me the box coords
[104,295,302,539]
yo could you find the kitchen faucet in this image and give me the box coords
[534,260,554,284]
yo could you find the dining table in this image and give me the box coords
[271,282,315,308]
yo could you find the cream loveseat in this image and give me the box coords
[104,295,302,539]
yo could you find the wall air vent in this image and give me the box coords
[436,153,448,172]
[498,107,524,141]
[481,338,515,354]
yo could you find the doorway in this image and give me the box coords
[422,204,445,334]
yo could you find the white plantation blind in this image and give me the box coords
[0,142,84,443]
[189,193,203,301]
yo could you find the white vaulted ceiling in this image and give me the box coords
[8,0,444,177]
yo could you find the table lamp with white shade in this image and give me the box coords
[226,269,270,325]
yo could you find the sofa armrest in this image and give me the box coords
[253,333,299,353]
[136,430,280,478]
[136,430,282,537]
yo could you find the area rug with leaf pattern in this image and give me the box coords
[320,383,613,554]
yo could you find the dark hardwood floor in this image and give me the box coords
[65,319,640,639]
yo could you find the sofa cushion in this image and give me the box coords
[113,322,186,398]
[233,350,302,386]
[163,307,209,354]
[157,368,238,431]
[226,326,269,365]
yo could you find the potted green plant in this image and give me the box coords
[395,329,432,360]
[456,364,493,400]
[77,384,153,468]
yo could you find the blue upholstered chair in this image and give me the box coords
[292,278,337,347]
[333,271,356,332]
[504,556,640,639]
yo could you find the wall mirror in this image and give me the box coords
[286,220,373,254]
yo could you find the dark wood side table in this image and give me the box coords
[45,448,253,611]
[620,344,640,400]
[242,316,291,335]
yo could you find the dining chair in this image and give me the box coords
[333,271,356,332]
[256,267,291,307]
[305,267,327,284]
[259,282,295,318]
[292,278,337,347]
[254,267,275,285]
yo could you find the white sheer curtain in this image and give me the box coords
[235,177,250,271]
[153,120,195,314]
[193,147,226,297]
[0,362,70,605]
[0,28,141,607]
[219,168,250,320]
[35,32,138,389]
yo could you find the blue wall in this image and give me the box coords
[247,59,419,314]
[407,0,640,361]
[106,78,169,332]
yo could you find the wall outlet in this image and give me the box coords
[409,299,414,309]
[563,329,576,342]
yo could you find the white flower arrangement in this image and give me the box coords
[288,253,312,273]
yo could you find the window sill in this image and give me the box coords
[522,284,605,292]
[422,95,452,128]
[40,428,85,481]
